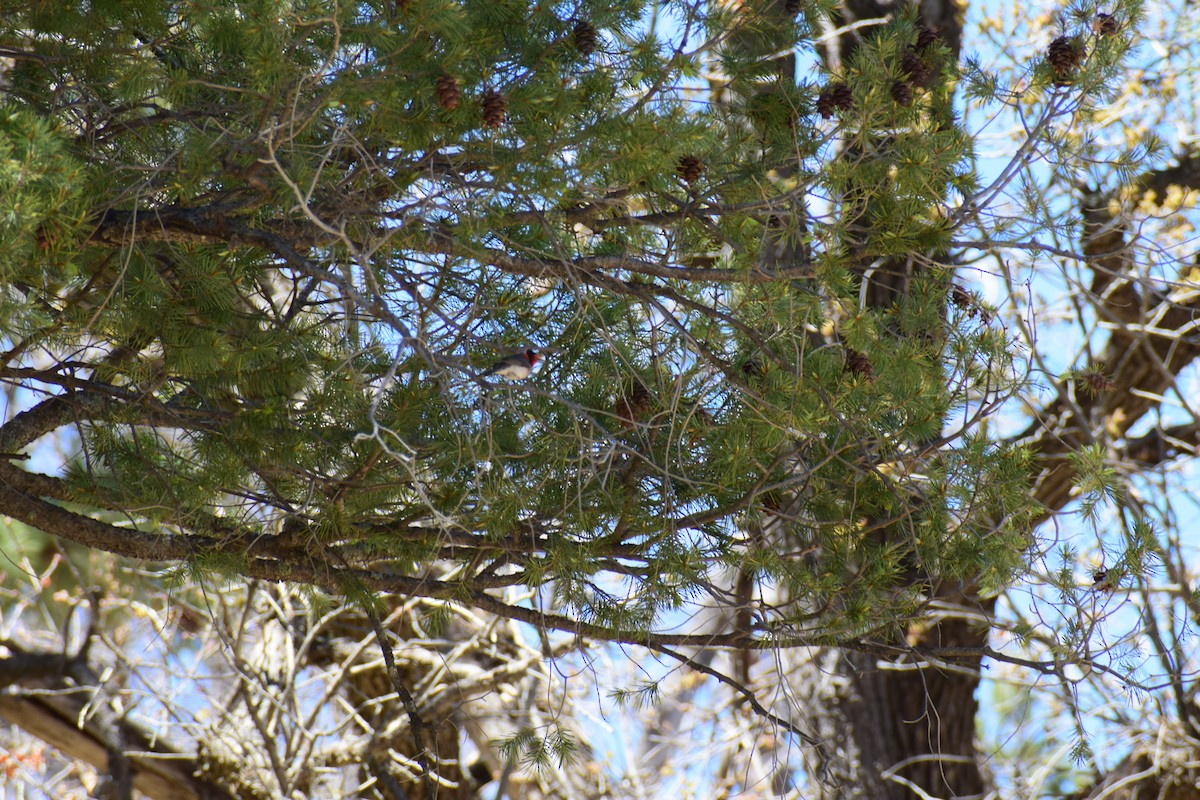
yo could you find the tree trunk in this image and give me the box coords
[784,2,989,797]
[797,597,990,799]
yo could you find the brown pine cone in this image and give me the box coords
[616,381,654,427]
[950,283,973,311]
[35,226,58,251]
[572,19,597,57]
[1094,13,1119,35]
[481,89,507,128]
[1047,36,1083,85]
[1079,370,1115,396]
[899,49,931,84]
[816,82,853,118]
[890,80,914,106]
[915,25,941,51]
[844,348,873,377]
[435,75,460,110]
[677,155,704,185]
[785,0,802,14]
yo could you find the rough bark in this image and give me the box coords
[787,2,991,797]
[1077,736,1200,800]
[791,2,1200,798]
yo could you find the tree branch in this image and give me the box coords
[0,644,234,800]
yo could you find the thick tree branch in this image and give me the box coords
[0,644,234,800]
[88,201,815,286]
[1015,160,1200,517]
[1134,148,1200,198]
[1122,422,1200,465]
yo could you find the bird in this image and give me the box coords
[1092,568,1116,593]
[479,349,540,380]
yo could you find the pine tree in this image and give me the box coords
[0,0,1196,797]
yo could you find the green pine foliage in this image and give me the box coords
[495,723,580,772]
[0,0,1043,647]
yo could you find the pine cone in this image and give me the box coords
[844,348,873,377]
[785,0,802,15]
[890,79,914,106]
[616,381,654,427]
[1047,36,1083,85]
[1094,13,1119,35]
[1079,370,1115,396]
[35,226,58,251]
[435,75,460,111]
[481,89,507,128]
[899,49,931,84]
[950,283,973,311]
[915,25,941,51]
[677,155,704,185]
[572,19,597,57]
[741,357,764,381]
[816,82,853,118]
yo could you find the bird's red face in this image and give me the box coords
[526,349,540,366]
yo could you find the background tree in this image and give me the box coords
[0,0,1198,798]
